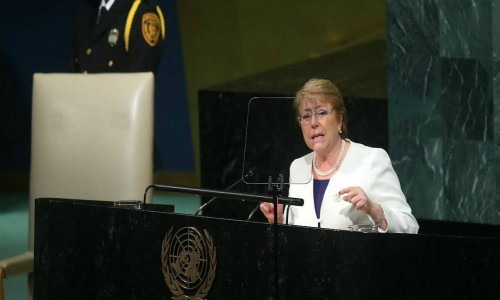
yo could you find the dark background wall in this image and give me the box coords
[1,0,387,189]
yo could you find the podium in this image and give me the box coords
[35,198,500,299]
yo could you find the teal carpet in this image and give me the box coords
[0,193,29,300]
[0,192,199,300]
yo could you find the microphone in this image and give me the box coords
[277,170,286,192]
[194,167,255,216]
[246,204,260,221]
[247,169,287,221]
[276,169,293,225]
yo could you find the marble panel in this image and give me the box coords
[443,140,500,223]
[388,53,445,220]
[439,0,492,59]
[391,137,446,220]
[441,57,493,141]
[387,0,440,56]
[494,0,500,60]
[388,54,443,142]
[493,59,500,143]
[388,0,500,224]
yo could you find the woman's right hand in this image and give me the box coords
[259,202,284,223]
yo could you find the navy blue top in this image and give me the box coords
[313,179,330,219]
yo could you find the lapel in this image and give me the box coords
[92,0,133,39]
[297,155,316,216]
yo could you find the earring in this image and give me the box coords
[339,128,342,134]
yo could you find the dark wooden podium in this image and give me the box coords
[35,198,500,299]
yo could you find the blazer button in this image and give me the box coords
[108,60,114,67]
[86,48,92,55]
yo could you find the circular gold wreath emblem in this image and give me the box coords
[142,12,161,46]
[161,227,217,300]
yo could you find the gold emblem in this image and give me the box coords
[142,12,161,46]
[161,227,217,300]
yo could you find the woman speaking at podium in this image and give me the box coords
[260,78,419,234]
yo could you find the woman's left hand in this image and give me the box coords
[339,186,387,230]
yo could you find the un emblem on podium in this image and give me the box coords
[161,227,217,300]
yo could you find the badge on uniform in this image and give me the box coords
[108,28,119,47]
[142,13,161,46]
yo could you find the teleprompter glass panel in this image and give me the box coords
[242,97,311,185]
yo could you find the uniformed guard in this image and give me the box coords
[73,0,166,73]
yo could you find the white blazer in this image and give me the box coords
[287,140,419,234]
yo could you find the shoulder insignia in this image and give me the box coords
[142,12,161,47]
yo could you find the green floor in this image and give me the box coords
[0,192,199,300]
[0,193,29,300]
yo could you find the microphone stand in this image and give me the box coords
[267,174,284,300]
[247,173,288,222]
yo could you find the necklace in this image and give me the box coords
[313,139,346,177]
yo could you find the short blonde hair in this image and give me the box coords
[294,78,348,138]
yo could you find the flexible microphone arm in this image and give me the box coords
[143,184,303,207]
[194,170,253,215]
[247,204,260,221]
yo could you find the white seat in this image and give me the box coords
[0,72,155,300]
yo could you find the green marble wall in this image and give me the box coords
[387,0,500,224]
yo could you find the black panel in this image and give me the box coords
[35,198,500,299]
